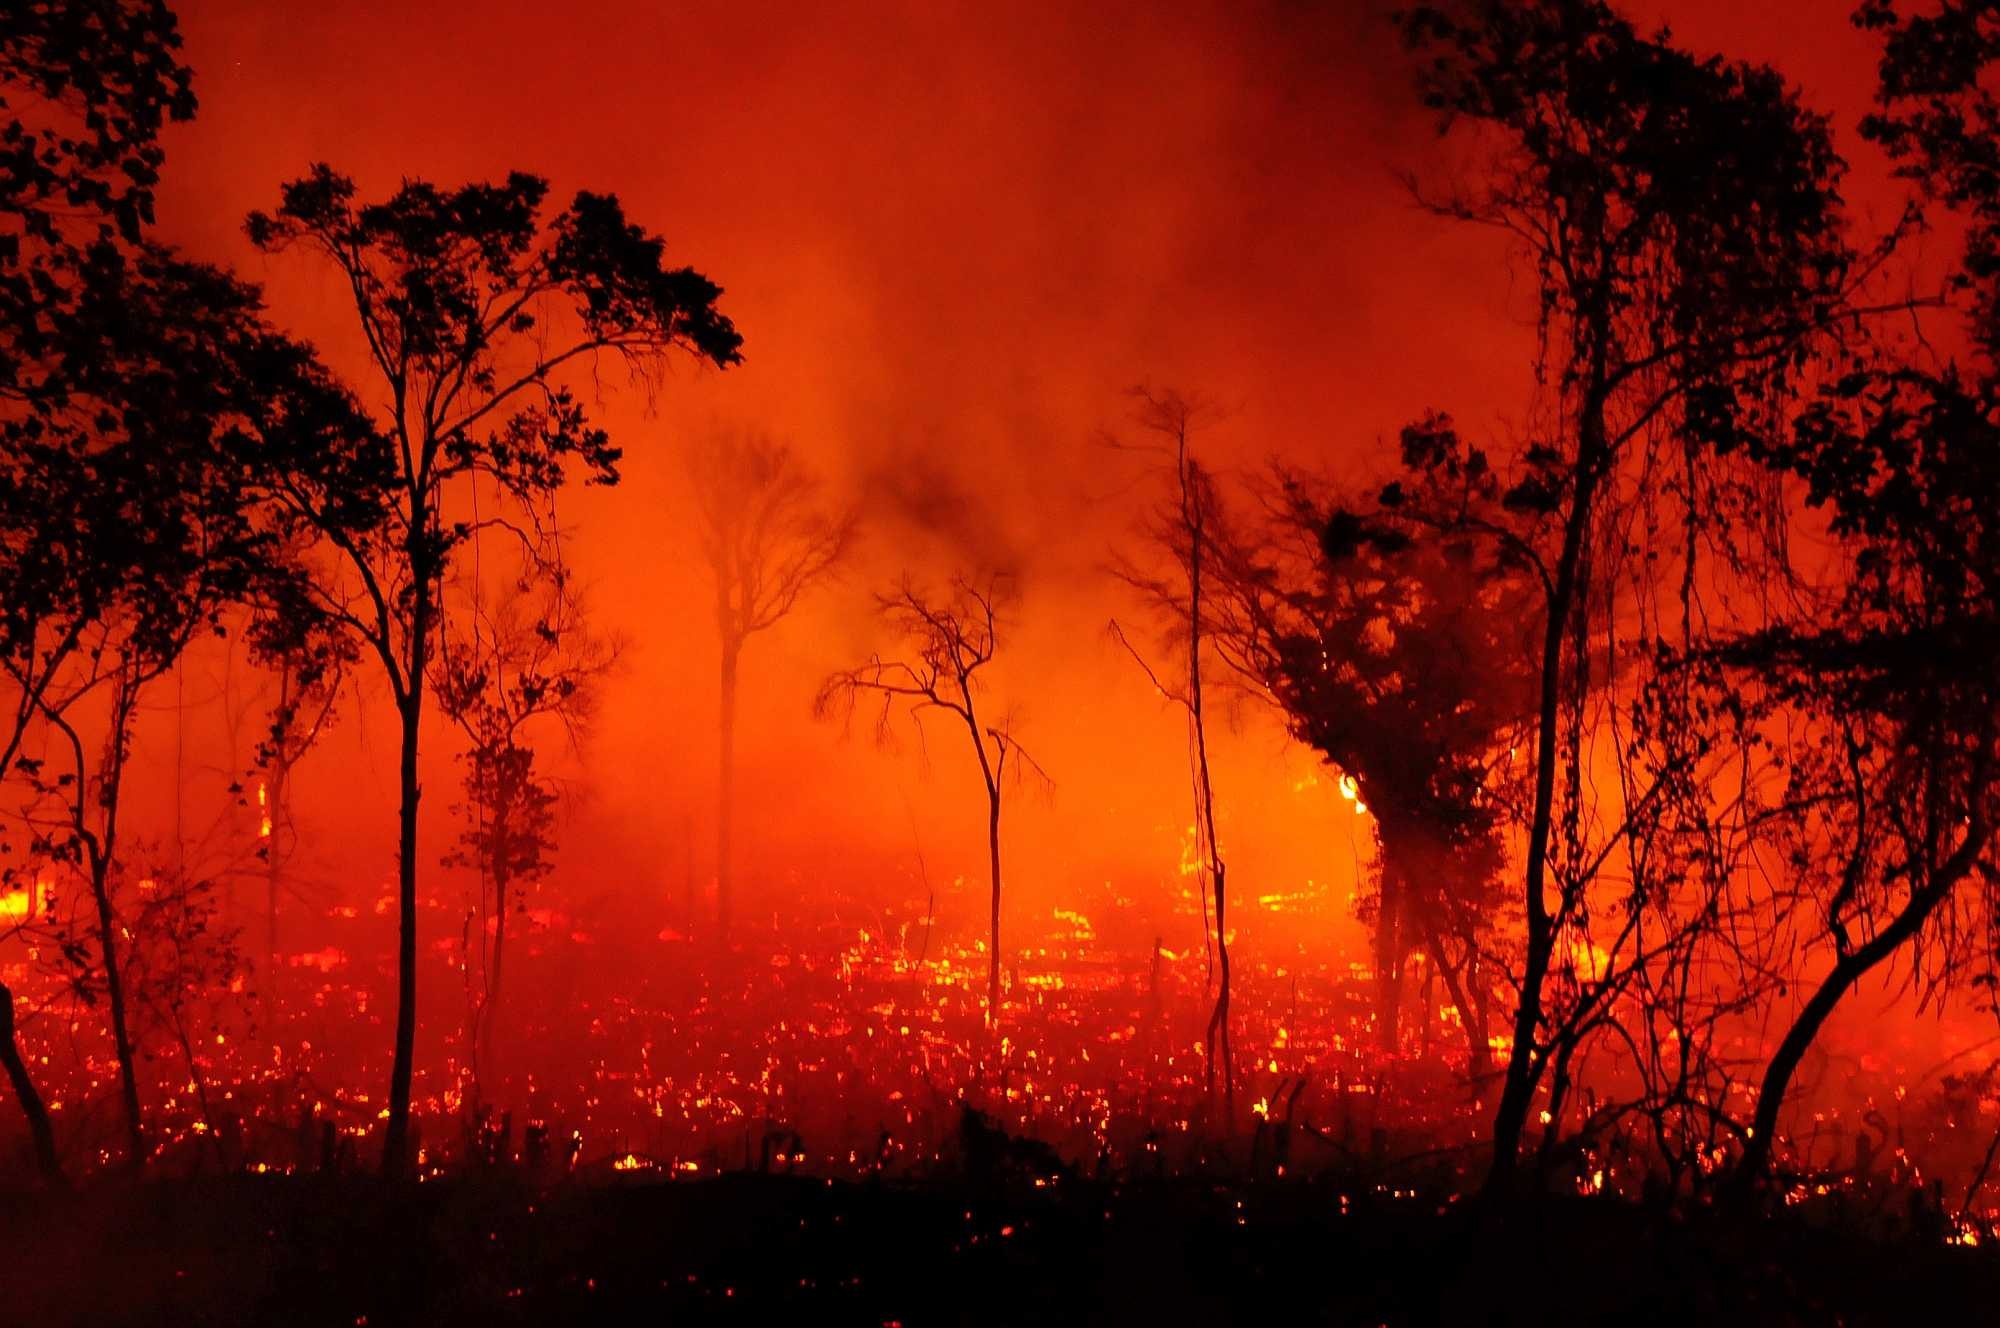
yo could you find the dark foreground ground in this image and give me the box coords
[2,1168,1996,1327]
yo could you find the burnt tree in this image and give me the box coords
[817,576,1047,1026]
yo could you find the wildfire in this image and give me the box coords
[1335,772,1367,816]
[0,878,46,923]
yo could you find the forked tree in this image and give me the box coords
[246,167,740,1172]
[686,428,855,940]
[816,575,1046,1025]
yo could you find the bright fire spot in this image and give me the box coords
[0,878,44,922]
[258,781,272,839]
[1334,772,1368,816]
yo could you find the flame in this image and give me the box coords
[1335,772,1368,816]
[0,878,47,922]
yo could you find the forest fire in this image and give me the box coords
[10,0,2000,1323]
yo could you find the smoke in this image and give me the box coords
[109,3,1940,1123]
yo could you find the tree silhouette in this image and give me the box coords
[246,167,740,1172]
[0,241,366,1171]
[1108,387,1236,1122]
[0,0,363,1178]
[0,0,193,252]
[1209,419,1539,1080]
[686,428,855,940]
[248,578,351,979]
[0,977,58,1183]
[1711,0,2000,1187]
[1396,0,1857,1193]
[816,575,1047,1025]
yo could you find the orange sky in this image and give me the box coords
[118,1,1903,966]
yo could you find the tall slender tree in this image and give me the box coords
[686,428,854,940]
[246,166,740,1173]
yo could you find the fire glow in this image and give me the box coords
[4,9,2000,1318]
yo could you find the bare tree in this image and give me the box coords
[1108,386,1235,1123]
[816,575,1047,1025]
[686,428,855,940]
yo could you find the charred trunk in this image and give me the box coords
[0,981,61,1184]
[384,688,422,1177]
[1485,427,1602,1196]
[986,789,1002,1023]
[87,852,144,1169]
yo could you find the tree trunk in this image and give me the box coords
[1412,904,1492,1084]
[1457,954,1494,1085]
[87,854,144,1169]
[1419,953,1436,1060]
[1535,1033,1580,1178]
[384,690,422,1176]
[1485,446,1601,1196]
[986,789,1002,1024]
[1737,846,1983,1186]
[0,981,61,1184]
[1375,871,1405,1054]
[1207,860,1234,1123]
[717,638,739,942]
